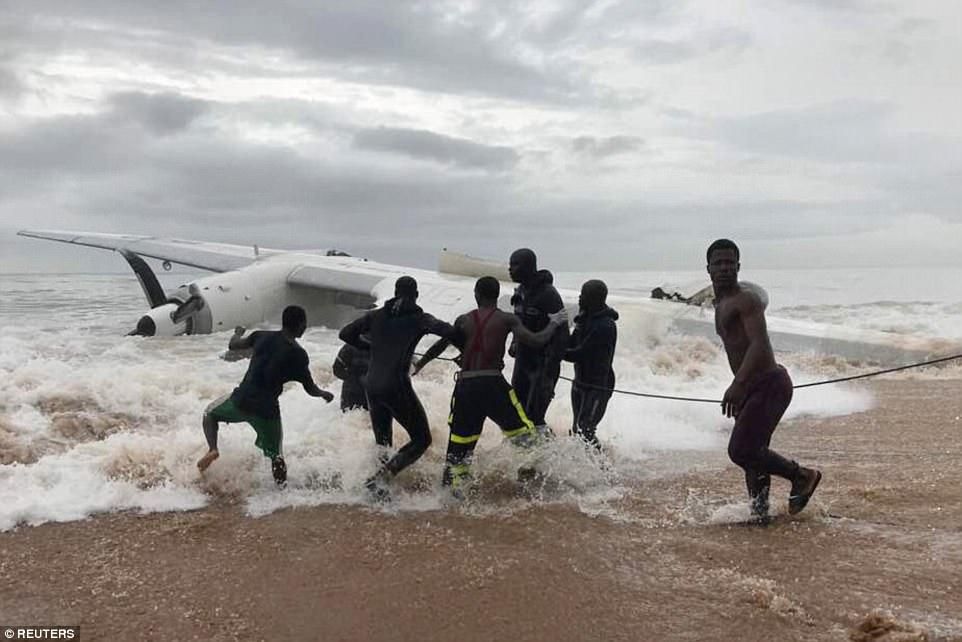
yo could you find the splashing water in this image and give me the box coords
[2,269,959,531]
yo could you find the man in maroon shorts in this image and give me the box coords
[708,239,821,521]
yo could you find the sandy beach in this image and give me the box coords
[2,379,960,641]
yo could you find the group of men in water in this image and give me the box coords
[196,239,821,522]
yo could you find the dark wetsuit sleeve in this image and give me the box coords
[565,322,615,364]
[417,337,452,370]
[333,345,353,380]
[421,313,458,342]
[339,313,372,349]
[419,315,466,366]
[542,288,570,364]
[541,287,565,315]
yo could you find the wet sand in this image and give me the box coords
[2,380,960,641]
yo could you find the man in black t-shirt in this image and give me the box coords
[198,306,334,486]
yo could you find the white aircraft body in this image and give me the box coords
[17,230,949,364]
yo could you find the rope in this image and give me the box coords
[790,352,962,389]
[417,351,962,405]
[558,375,720,403]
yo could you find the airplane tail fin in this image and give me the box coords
[438,249,511,282]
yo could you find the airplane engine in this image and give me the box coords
[130,302,187,337]
[130,261,294,337]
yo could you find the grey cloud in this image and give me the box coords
[0,91,209,186]
[6,94,895,271]
[2,93,943,271]
[895,16,933,34]
[0,67,21,99]
[783,0,883,12]
[706,100,897,162]
[509,0,679,46]
[876,167,962,217]
[634,29,752,65]
[353,127,519,170]
[0,46,23,99]
[235,99,347,134]
[109,92,209,135]
[571,136,644,158]
[881,16,935,65]
[2,1,596,104]
[0,114,137,179]
[675,100,961,221]
[704,101,960,179]
[0,100,518,260]
[634,39,700,65]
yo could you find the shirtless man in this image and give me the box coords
[414,276,568,497]
[708,239,821,520]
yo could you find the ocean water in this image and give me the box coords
[1,267,961,531]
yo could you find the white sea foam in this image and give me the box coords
[0,270,958,530]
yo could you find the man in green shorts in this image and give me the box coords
[198,305,334,486]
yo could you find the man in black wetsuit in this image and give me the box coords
[198,305,334,486]
[508,248,569,437]
[414,277,567,498]
[339,276,458,501]
[332,341,370,412]
[564,280,618,450]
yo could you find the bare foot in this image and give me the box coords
[197,449,220,472]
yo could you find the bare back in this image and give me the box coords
[457,308,514,371]
[714,285,776,380]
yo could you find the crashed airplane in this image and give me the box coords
[17,229,948,364]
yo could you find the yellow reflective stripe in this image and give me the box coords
[507,389,535,430]
[449,433,481,445]
[448,464,471,475]
[502,426,531,439]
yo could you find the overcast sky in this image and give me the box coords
[1,0,960,272]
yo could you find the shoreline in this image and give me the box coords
[2,379,961,641]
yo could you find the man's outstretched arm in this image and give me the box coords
[508,309,568,347]
[413,337,453,375]
[413,315,465,374]
[295,355,334,403]
[300,372,334,403]
[228,327,257,351]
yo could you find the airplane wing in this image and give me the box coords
[286,263,386,309]
[17,229,280,272]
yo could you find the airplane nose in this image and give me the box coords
[128,315,157,337]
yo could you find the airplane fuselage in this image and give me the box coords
[17,229,955,364]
